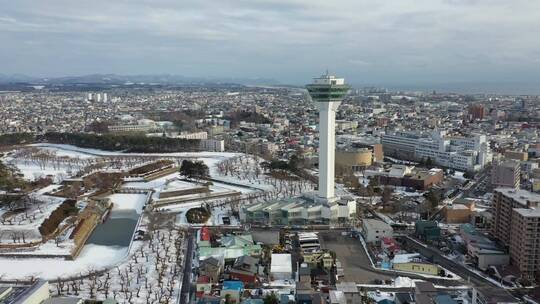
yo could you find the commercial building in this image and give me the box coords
[367,165,443,190]
[270,254,292,280]
[444,201,475,224]
[0,280,50,304]
[382,130,492,172]
[491,160,520,189]
[471,287,520,304]
[335,147,373,171]
[504,150,528,162]
[491,188,540,279]
[361,219,393,243]
[468,104,486,120]
[460,224,509,271]
[240,198,355,226]
[392,253,441,275]
[380,131,421,160]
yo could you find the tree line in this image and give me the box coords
[0,133,35,146]
[42,132,201,153]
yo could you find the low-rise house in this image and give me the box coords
[199,234,262,261]
[296,282,323,304]
[196,295,221,304]
[392,253,441,276]
[221,281,244,304]
[228,255,259,284]
[329,290,347,304]
[196,276,212,298]
[335,282,360,304]
[199,256,224,283]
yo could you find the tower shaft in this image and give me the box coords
[317,101,340,201]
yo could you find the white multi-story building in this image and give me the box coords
[200,139,225,152]
[177,131,208,140]
[382,130,492,172]
[381,131,422,159]
[362,219,393,243]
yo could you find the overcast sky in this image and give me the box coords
[1,0,540,86]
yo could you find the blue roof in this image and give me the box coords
[223,280,244,291]
[434,294,458,304]
[241,299,264,304]
[378,300,395,304]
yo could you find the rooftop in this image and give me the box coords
[495,188,540,206]
[513,208,540,218]
[222,280,244,291]
[363,219,392,231]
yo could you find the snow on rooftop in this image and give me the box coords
[270,254,292,274]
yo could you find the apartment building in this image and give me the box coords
[491,161,520,189]
[491,188,540,279]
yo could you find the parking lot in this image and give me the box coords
[318,231,395,283]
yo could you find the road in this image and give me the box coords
[462,166,492,198]
[318,232,468,286]
[179,230,195,304]
[397,235,515,298]
[319,231,395,283]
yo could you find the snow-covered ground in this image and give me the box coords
[123,174,193,192]
[0,244,128,280]
[31,143,238,160]
[0,196,64,243]
[108,193,149,214]
[50,228,186,304]
[4,158,84,182]
[4,144,241,183]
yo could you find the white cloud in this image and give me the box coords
[1,0,539,84]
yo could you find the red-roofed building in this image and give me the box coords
[201,226,211,241]
[196,275,212,298]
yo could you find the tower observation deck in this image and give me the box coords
[306,73,350,203]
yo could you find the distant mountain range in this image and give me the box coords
[0,73,280,86]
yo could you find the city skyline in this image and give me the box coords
[2,0,540,88]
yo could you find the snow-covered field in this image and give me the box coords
[0,195,64,243]
[0,244,128,280]
[50,228,186,304]
[4,144,241,183]
[31,143,238,161]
